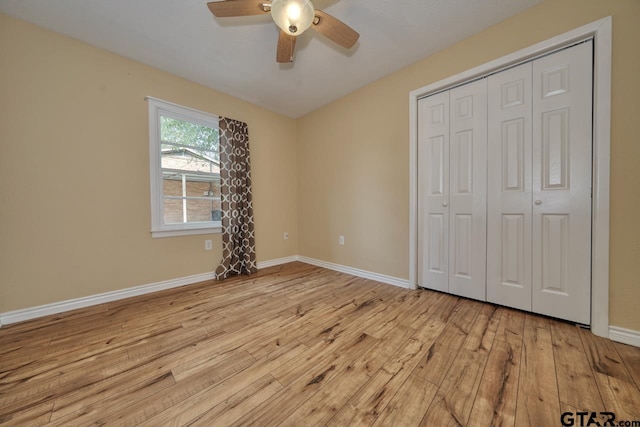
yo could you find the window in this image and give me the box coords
[147,97,221,237]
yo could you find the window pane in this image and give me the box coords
[163,199,184,224]
[163,199,221,224]
[160,115,219,154]
[187,199,222,223]
[162,174,183,197]
[161,146,219,174]
[162,173,220,198]
[185,177,220,198]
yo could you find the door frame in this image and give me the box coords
[408,17,612,337]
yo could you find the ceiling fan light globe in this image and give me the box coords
[271,0,314,36]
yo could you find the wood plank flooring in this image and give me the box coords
[1,262,639,426]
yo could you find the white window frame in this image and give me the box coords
[147,96,222,238]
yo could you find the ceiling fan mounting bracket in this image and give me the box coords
[261,3,271,12]
[312,16,320,25]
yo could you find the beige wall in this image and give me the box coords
[0,14,298,313]
[297,0,640,330]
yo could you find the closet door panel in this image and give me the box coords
[418,91,450,292]
[487,63,533,311]
[532,41,593,324]
[448,79,487,301]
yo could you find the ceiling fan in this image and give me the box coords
[207,0,359,63]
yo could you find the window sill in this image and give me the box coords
[151,226,222,238]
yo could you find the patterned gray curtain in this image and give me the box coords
[214,117,257,280]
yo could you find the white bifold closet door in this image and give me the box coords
[418,79,487,301]
[486,62,534,311]
[418,90,449,293]
[487,41,593,324]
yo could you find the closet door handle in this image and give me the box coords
[442,202,448,207]
[534,200,542,205]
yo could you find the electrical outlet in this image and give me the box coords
[339,235,345,246]
[204,239,212,250]
[284,232,289,240]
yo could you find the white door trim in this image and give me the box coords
[409,17,612,337]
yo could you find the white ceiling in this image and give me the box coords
[0,0,541,118]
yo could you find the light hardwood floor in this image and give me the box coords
[1,262,639,426]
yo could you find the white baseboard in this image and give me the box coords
[0,271,215,326]
[609,326,640,348]
[0,255,441,327]
[256,256,298,269]
[2,255,632,346]
[297,256,413,290]
[0,257,298,327]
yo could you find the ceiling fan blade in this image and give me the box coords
[207,0,269,17]
[277,31,297,63]
[312,10,359,49]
